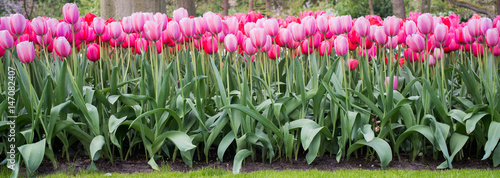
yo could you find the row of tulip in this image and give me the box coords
[1,3,500,177]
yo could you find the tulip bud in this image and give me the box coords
[0,30,15,49]
[63,3,80,24]
[87,43,100,61]
[347,59,359,70]
[54,37,72,57]
[385,76,398,90]
[16,41,35,63]
[224,34,237,52]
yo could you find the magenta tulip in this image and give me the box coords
[406,34,425,52]
[485,28,499,47]
[434,24,448,43]
[31,17,47,36]
[316,15,329,34]
[173,8,189,23]
[354,17,370,37]
[328,16,343,35]
[318,41,331,56]
[244,38,257,55]
[224,34,237,52]
[347,59,359,70]
[268,44,280,59]
[385,76,398,90]
[92,17,106,35]
[405,21,417,35]
[109,22,123,40]
[56,22,72,40]
[9,14,26,36]
[167,21,181,41]
[0,30,15,49]
[249,27,267,48]
[341,15,352,33]
[0,46,5,58]
[383,16,400,37]
[417,13,433,34]
[334,35,348,55]
[264,18,279,37]
[16,41,35,63]
[54,37,72,57]
[87,43,100,61]
[202,35,218,54]
[132,12,146,32]
[62,3,79,24]
[461,26,475,44]
[135,38,148,54]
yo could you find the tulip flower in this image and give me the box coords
[329,16,343,35]
[173,8,189,23]
[472,42,483,57]
[383,16,400,37]
[480,17,493,35]
[0,46,5,58]
[16,41,35,63]
[31,17,47,36]
[250,27,267,49]
[491,45,500,56]
[63,3,80,24]
[467,19,482,37]
[244,38,257,55]
[86,43,100,61]
[8,14,26,36]
[132,12,146,32]
[134,38,148,54]
[302,16,317,37]
[195,17,207,35]
[91,17,105,36]
[405,21,417,35]
[36,34,53,47]
[334,35,348,56]
[206,13,223,34]
[433,48,443,60]
[428,55,436,66]
[341,15,352,33]
[406,34,425,52]
[278,28,292,47]
[0,30,15,49]
[179,18,196,38]
[144,21,162,41]
[109,22,124,40]
[300,39,314,54]
[347,59,359,70]
[354,17,370,37]
[485,28,499,47]
[289,23,306,42]
[244,22,256,36]
[374,26,387,45]
[268,44,280,59]
[56,22,72,40]
[54,37,72,57]
[264,18,279,37]
[316,15,329,34]
[417,13,433,35]
[167,21,181,41]
[223,17,239,35]
[434,24,448,43]
[120,17,134,34]
[202,35,218,54]
[224,34,237,52]
[260,36,272,52]
[288,39,300,49]
[318,41,331,56]
[385,76,398,90]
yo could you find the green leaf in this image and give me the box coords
[438,133,468,169]
[154,131,196,152]
[483,121,500,160]
[465,112,488,135]
[306,134,321,164]
[347,137,392,169]
[359,124,375,142]
[218,132,235,161]
[223,104,283,139]
[233,149,253,174]
[90,135,105,161]
[18,139,46,175]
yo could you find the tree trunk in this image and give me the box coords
[391,0,405,18]
[249,0,253,11]
[222,0,229,16]
[497,0,500,15]
[447,0,494,19]
[265,0,272,17]
[421,0,431,13]
[368,0,375,15]
[177,0,196,16]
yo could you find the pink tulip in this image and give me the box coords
[472,42,483,57]
[135,38,148,54]
[268,44,280,59]
[417,13,433,34]
[153,13,168,31]
[300,39,314,54]
[405,21,417,35]
[406,34,425,52]
[260,35,272,52]
[86,43,100,61]
[46,18,59,37]
[467,19,482,37]
[264,18,279,37]
[428,55,436,66]
[374,26,387,45]
[397,28,406,44]
[433,48,443,60]
[434,24,448,43]
[167,21,181,41]
[480,17,492,35]
[302,16,317,37]
[202,35,218,54]
[173,8,189,23]
[16,41,35,63]
[86,27,96,42]
[249,27,267,48]
[63,3,80,24]
[318,41,331,56]
[347,59,358,70]
[8,14,26,36]
[109,22,123,40]
[223,17,239,35]
[341,15,352,34]
[485,28,499,47]
[383,16,400,37]
[244,38,257,55]
[132,12,146,32]
[194,17,207,35]
[288,39,300,49]
[144,21,162,41]
[278,28,292,47]
[329,16,343,35]
[206,13,222,34]
[404,49,418,62]
[0,46,5,58]
[316,15,329,34]
[354,17,370,37]
[0,30,15,49]
[244,22,256,36]
[179,18,195,38]
[334,35,348,55]
[31,17,47,36]
[461,26,475,44]
[71,17,82,32]
[236,31,245,46]
[36,34,53,46]
[385,76,398,90]
[56,22,72,40]
[255,18,266,28]
[385,36,398,49]
[224,34,237,52]
[491,45,500,56]
[290,23,306,42]
[121,17,134,34]
[54,37,72,57]
[93,17,106,35]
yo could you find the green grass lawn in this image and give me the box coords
[3,167,500,178]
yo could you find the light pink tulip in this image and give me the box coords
[16,41,35,63]
[63,3,80,24]
[54,37,72,57]
[354,17,370,37]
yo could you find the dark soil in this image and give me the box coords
[35,153,500,175]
